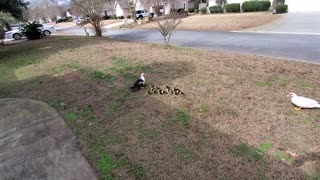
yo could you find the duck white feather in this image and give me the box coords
[287,93,320,109]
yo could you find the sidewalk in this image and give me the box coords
[0,98,97,180]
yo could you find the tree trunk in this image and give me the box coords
[90,14,102,37]
[93,23,102,36]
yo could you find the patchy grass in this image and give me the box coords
[1,36,319,179]
[176,144,195,160]
[256,80,273,87]
[66,111,80,122]
[90,71,115,80]
[138,129,160,140]
[167,108,192,127]
[234,143,268,164]
[48,99,67,110]
[275,150,295,164]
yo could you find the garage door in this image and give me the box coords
[286,0,320,12]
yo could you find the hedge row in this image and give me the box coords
[194,0,288,14]
[226,3,241,13]
[242,0,271,12]
[209,6,223,13]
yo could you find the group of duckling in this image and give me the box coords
[148,85,184,95]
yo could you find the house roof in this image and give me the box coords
[103,2,115,10]
[115,0,129,9]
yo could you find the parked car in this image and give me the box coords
[55,17,69,24]
[4,24,56,40]
[176,8,188,16]
[75,17,89,26]
[136,10,154,19]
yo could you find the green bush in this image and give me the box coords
[109,15,117,19]
[67,16,73,22]
[195,9,199,13]
[242,0,271,12]
[226,3,240,12]
[21,21,43,40]
[200,7,207,14]
[209,6,223,13]
[188,8,195,13]
[255,1,271,11]
[242,1,256,12]
[276,4,288,13]
[103,15,109,20]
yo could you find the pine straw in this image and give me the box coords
[137,12,279,31]
[0,36,319,179]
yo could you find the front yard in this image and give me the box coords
[137,12,279,31]
[0,37,319,179]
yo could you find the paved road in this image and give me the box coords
[56,27,320,64]
[242,12,320,35]
[0,98,97,180]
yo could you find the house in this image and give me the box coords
[114,0,195,17]
[102,2,116,16]
[114,0,131,17]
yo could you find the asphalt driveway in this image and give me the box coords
[241,12,320,35]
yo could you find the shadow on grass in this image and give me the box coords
[0,42,316,180]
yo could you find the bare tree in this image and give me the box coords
[61,0,111,36]
[155,11,182,46]
[28,0,63,21]
[127,0,139,22]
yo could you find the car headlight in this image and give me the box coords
[5,32,13,35]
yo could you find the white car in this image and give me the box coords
[4,24,56,40]
[136,10,154,19]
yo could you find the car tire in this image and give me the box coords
[13,33,22,40]
[43,30,51,36]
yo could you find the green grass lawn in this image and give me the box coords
[1,36,320,179]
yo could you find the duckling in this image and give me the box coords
[158,89,167,95]
[173,88,184,95]
[165,85,174,94]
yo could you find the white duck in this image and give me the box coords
[287,93,320,110]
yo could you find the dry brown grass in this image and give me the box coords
[137,12,279,31]
[1,37,319,179]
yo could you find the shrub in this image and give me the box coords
[127,15,131,19]
[103,15,110,20]
[242,0,271,12]
[21,21,43,40]
[209,6,223,13]
[200,7,207,14]
[67,16,73,22]
[117,16,124,19]
[109,15,117,19]
[255,1,271,11]
[188,7,195,13]
[195,9,199,13]
[242,1,256,12]
[226,3,240,12]
[276,4,288,13]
